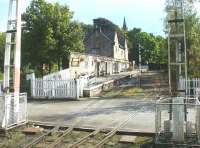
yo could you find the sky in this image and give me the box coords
[0,0,200,36]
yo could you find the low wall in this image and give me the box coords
[83,72,135,97]
[83,80,114,97]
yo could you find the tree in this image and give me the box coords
[185,12,200,77]
[22,0,84,76]
[127,28,167,67]
[0,32,5,75]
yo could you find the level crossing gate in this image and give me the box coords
[31,76,88,99]
[0,93,27,129]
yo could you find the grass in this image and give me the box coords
[0,132,25,148]
[135,136,153,144]
[101,87,144,98]
[0,72,2,80]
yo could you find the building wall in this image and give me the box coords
[85,30,129,63]
[69,53,96,78]
[113,33,128,61]
[124,40,129,61]
[69,53,131,78]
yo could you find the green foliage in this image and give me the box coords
[22,0,84,76]
[185,12,200,77]
[0,72,3,80]
[0,32,5,73]
[127,28,167,66]
[0,132,25,148]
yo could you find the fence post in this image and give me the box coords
[52,80,55,98]
[75,79,79,99]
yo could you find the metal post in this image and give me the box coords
[76,79,79,99]
[167,0,187,95]
[166,0,188,142]
[138,44,141,87]
[2,0,23,128]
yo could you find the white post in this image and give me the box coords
[155,105,161,134]
[196,105,200,143]
[172,97,185,142]
[29,73,36,97]
[76,79,79,99]
[52,80,55,98]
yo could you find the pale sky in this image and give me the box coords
[0,0,200,36]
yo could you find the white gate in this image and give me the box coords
[179,78,200,98]
[31,77,88,99]
[0,93,27,129]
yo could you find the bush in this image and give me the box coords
[0,72,3,80]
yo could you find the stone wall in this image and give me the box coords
[85,32,114,58]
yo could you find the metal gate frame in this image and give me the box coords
[0,93,27,130]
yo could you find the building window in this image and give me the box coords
[71,58,79,67]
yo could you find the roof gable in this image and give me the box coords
[84,18,127,49]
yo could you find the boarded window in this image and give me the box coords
[71,58,79,67]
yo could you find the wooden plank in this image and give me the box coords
[22,127,44,135]
[119,136,136,144]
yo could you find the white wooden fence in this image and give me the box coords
[179,78,200,98]
[31,76,88,99]
[43,69,71,80]
[0,93,27,129]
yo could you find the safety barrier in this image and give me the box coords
[0,93,27,129]
[31,76,88,99]
[179,78,200,98]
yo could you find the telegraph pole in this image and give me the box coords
[167,0,187,96]
[167,0,188,123]
[138,44,142,87]
[2,0,23,128]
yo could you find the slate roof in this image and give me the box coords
[84,18,126,49]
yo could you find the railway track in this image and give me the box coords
[28,117,133,148]
[23,126,60,148]
[23,99,151,148]
[22,99,102,148]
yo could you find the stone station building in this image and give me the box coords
[69,18,130,78]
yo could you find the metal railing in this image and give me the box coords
[155,97,200,143]
[0,93,27,129]
[179,78,200,98]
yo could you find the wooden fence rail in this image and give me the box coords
[31,77,88,99]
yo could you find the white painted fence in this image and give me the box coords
[43,69,71,80]
[0,93,27,129]
[31,76,88,99]
[179,78,200,98]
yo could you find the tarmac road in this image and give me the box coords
[28,97,156,132]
